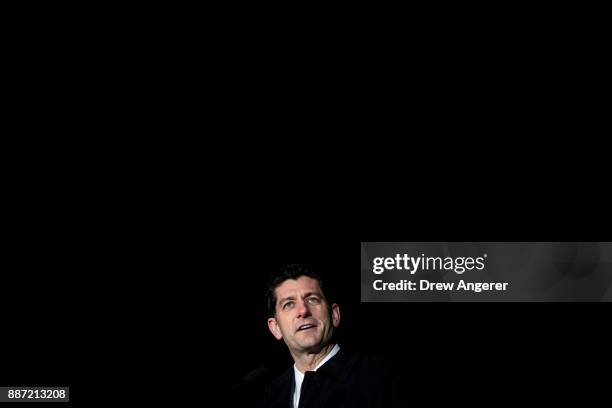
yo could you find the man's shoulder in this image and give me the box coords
[258,347,400,408]
[349,350,395,377]
[320,345,395,382]
[270,363,294,386]
[262,347,396,389]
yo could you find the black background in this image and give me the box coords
[3,6,611,405]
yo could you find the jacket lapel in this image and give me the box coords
[265,366,293,408]
[264,346,360,408]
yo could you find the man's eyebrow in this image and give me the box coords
[278,292,322,305]
[278,296,295,304]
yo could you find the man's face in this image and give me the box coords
[267,276,340,354]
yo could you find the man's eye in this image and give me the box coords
[307,297,320,304]
[282,302,294,309]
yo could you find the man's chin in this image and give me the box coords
[291,333,333,353]
[297,341,326,354]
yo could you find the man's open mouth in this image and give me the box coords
[296,324,317,332]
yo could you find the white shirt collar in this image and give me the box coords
[292,344,341,408]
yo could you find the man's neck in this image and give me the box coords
[292,343,336,373]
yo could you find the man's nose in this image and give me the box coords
[296,299,311,318]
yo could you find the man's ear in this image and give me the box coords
[331,303,340,328]
[268,317,283,340]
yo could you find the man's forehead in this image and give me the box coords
[275,276,322,297]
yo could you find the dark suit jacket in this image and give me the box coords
[255,346,400,408]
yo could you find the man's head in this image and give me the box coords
[266,264,340,354]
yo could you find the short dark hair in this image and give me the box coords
[266,264,332,317]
